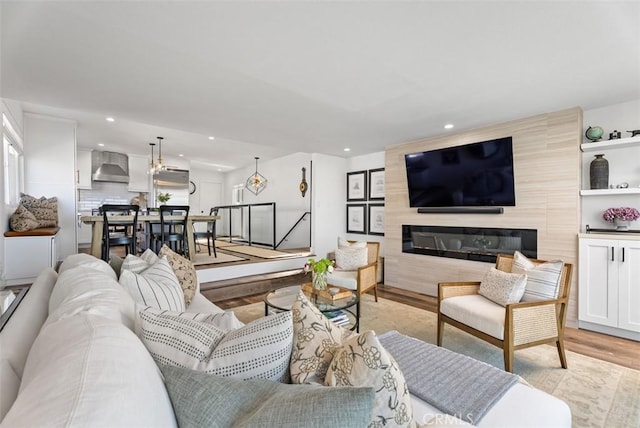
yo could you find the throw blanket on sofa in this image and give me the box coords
[378,331,518,424]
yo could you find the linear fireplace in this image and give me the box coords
[402,225,537,263]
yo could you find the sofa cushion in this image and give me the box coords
[119,256,185,312]
[511,251,564,301]
[9,204,40,232]
[479,267,527,307]
[138,309,292,382]
[48,265,137,330]
[57,253,117,279]
[290,291,347,385]
[160,365,374,428]
[325,330,414,428]
[326,269,358,290]
[4,314,176,427]
[440,294,506,340]
[159,244,198,306]
[186,293,226,314]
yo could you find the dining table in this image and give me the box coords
[80,214,220,261]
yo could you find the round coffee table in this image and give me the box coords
[264,285,360,331]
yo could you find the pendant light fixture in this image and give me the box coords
[156,136,164,171]
[245,157,267,195]
[149,142,156,173]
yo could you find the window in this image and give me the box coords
[3,113,23,205]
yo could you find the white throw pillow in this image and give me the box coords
[511,251,564,301]
[120,249,159,273]
[335,247,368,271]
[338,238,367,248]
[119,256,185,312]
[478,267,527,307]
[325,330,413,428]
[136,306,244,334]
[138,309,293,383]
[57,253,117,279]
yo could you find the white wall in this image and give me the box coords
[24,113,77,260]
[223,153,312,247]
[582,99,640,230]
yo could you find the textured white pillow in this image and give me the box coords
[119,256,185,312]
[338,238,367,248]
[138,309,293,382]
[325,330,413,428]
[335,247,368,271]
[137,306,244,333]
[478,267,527,307]
[511,251,564,301]
[120,249,159,273]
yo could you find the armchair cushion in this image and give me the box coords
[440,295,506,340]
[326,269,358,290]
[479,267,527,307]
[511,251,564,301]
[335,247,368,271]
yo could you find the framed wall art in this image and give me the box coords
[346,204,367,234]
[347,170,367,202]
[368,168,385,200]
[368,204,384,235]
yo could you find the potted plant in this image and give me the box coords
[157,192,171,205]
[303,258,335,291]
[602,207,640,231]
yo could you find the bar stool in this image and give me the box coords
[100,204,139,261]
[193,207,218,257]
[151,205,190,256]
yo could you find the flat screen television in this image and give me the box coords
[404,136,515,208]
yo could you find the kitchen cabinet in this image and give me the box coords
[77,149,92,189]
[4,233,58,286]
[128,154,150,193]
[578,235,640,340]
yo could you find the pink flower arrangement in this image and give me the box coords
[602,207,640,223]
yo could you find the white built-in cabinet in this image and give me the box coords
[4,234,58,286]
[578,235,640,340]
[128,154,150,193]
[77,149,92,189]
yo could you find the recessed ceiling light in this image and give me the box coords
[106,117,115,122]
[217,168,222,172]
[178,154,184,157]
[444,123,454,129]
[344,148,351,152]
[98,143,104,147]
[208,136,215,140]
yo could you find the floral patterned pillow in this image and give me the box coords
[10,204,40,232]
[290,291,346,385]
[159,244,198,306]
[325,330,414,428]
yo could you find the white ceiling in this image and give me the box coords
[2,1,639,171]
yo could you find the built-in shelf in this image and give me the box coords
[581,135,640,152]
[580,188,640,196]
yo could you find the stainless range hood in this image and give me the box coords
[92,151,129,183]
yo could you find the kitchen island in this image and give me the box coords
[80,214,220,261]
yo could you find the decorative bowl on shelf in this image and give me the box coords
[585,126,604,142]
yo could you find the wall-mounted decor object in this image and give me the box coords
[368,204,384,235]
[346,204,367,234]
[608,130,621,140]
[245,157,267,195]
[347,170,367,202]
[585,126,604,142]
[627,129,640,137]
[189,180,197,195]
[299,167,308,197]
[368,168,385,201]
[590,154,609,189]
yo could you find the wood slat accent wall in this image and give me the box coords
[384,107,582,326]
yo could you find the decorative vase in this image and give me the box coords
[590,154,609,190]
[614,219,630,231]
[312,271,328,291]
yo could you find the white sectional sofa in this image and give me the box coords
[0,254,571,427]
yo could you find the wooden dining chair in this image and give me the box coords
[151,205,190,256]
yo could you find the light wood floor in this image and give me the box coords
[215,284,640,371]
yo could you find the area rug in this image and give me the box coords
[212,239,244,248]
[231,294,640,428]
[192,252,247,266]
[222,245,296,259]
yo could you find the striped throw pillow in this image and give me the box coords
[138,309,293,383]
[121,249,159,273]
[511,251,564,301]
[119,256,185,311]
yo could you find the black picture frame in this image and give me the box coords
[346,204,367,234]
[368,168,385,201]
[368,204,384,235]
[347,170,367,202]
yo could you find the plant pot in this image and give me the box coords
[312,271,328,291]
[615,219,630,231]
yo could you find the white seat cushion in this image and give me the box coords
[440,295,506,340]
[326,269,357,290]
